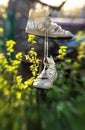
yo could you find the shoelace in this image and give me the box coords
[44,30,48,62]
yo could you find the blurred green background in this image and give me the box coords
[0,0,85,130]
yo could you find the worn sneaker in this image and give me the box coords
[26,10,73,39]
[33,56,57,89]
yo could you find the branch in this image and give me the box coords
[36,0,67,10]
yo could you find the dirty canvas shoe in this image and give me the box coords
[26,9,73,39]
[33,56,57,89]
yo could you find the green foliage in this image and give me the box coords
[0,34,85,130]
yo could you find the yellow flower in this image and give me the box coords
[16,76,22,85]
[24,77,35,88]
[77,42,85,60]
[11,60,21,66]
[28,37,31,42]
[77,55,83,59]
[6,40,16,47]
[16,92,22,99]
[25,47,40,78]
[57,46,67,59]
[5,64,17,72]
[7,48,14,53]
[0,27,4,37]
[31,47,35,50]
[15,52,23,60]
[58,49,63,54]
[0,27,3,33]
[60,46,67,49]
[28,34,36,44]
[76,31,83,41]
[57,55,64,59]
[6,40,16,53]
[32,41,37,44]
[25,55,30,60]
[4,90,10,96]
[62,53,66,57]
[28,34,35,38]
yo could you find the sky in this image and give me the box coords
[0,0,9,7]
[40,0,85,10]
[0,0,85,10]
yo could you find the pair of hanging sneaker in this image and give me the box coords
[33,56,57,89]
[25,8,73,89]
[25,8,73,39]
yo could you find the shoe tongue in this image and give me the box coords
[34,17,51,30]
[44,17,51,24]
[46,56,55,64]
